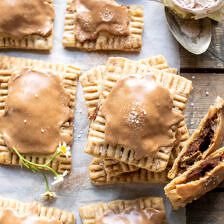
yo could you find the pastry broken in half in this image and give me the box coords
[165,147,224,210]
[79,197,167,224]
[0,55,80,173]
[169,97,224,179]
[85,57,192,172]
[0,197,75,224]
[0,0,54,50]
[63,0,144,52]
[89,158,168,185]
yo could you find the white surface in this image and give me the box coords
[0,0,184,223]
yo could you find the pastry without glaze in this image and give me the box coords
[0,0,54,38]
[76,0,129,42]
[0,209,61,224]
[96,208,165,224]
[0,68,72,155]
[171,0,224,15]
[102,74,183,160]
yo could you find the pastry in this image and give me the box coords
[80,55,176,120]
[165,147,224,210]
[0,197,75,224]
[169,97,224,179]
[89,158,169,185]
[85,57,192,172]
[63,0,144,52]
[79,197,167,224]
[0,0,54,50]
[0,55,80,173]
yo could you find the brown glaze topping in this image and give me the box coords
[0,68,72,155]
[0,0,54,38]
[0,209,61,224]
[102,74,183,160]
[186,154,224,182]
[76,0,129,42]
[96,208,165,224]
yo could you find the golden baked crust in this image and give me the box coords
[0,55,80,173]
[80,55,175,119]
[79,197,167,224]
[169,97,224,179]
[88,120,189,185]
[0,197,75,224]
[89,158,168,185]
[165,147,224,210]
[0,0,54,50]
[85,57,192,172]
[63,0,144,52]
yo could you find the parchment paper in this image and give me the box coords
[0,0,185,223]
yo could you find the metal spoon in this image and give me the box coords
[164,7,212,55]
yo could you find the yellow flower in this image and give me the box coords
[57,142,71,158]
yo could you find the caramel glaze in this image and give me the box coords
[76,0,129,42]
[0,0,54,38]
[102,74,183,160]
[96,208,165,224]
[0,209,61,224]
[0,68,73,155]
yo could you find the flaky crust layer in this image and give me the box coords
[89,158,168,185]
[79,197,167,224]
[0,55,80,173]
[169,97,224,179]
[165,147,224,210]
[0,197,75,224]
[0,0,54,50]
[63,0,144,52]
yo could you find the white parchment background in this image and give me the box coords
[0,0,185,223]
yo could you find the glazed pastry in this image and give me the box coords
[0,0,54,50]
[0,197,75,224]
[85,57,192,172]
[89,158,169,185]
[169,97,224,179]
[79,197,167,224]
[63,0,144,52]
[164,0,224,21]
[165,147,224,210]
[0,55,80,173]
[80,55,175,120]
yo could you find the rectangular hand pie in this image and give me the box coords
[63,0,144,52]
[0,55,80,173]
[0,197,75,224]
[85,57,192,172]
[79,197,167,224]
[80,55,176,119]
[169,97,224,179]
[0,0,54,50]
[165,147,224,210]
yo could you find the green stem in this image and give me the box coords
[13,148,59,176]
[42,173,50,192]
